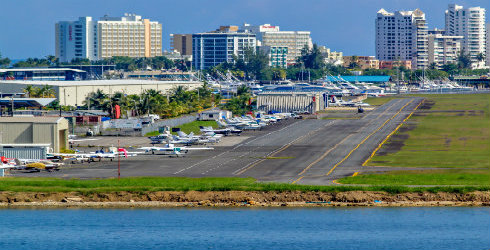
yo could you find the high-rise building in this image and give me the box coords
[242,24,312,67]
[427,29,463,69]
[55,17,97,62]
[55,14,162,63]
[375,8,428,69]
[486,23,490,66]
[192,26,256,70]
[170,34,193,55]
[445,4,486,66]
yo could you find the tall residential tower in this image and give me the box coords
[375,8,428,69]
[445,4,486,67]
[55,14,162,63]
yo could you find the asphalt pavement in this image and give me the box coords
[13,97,423,185]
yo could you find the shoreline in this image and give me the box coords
[1,191,489,208]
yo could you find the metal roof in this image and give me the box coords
[0,79,203,86]
[325,76,391,83]
[0,116,65,124]
[0,68,86,73]
[0,98,56,107]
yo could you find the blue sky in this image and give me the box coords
[0,0,488,59]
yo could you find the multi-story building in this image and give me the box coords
[379,60,412,70]
[55,14,162,63]
[192,26,256,70]
[445,4,486,67]
[427,29,463,69]
[318,46,343,65]
[170,34,193,56]
[55,17,98,62]
[242,24,312,67]
[487,23,490,66]
[343,56,379,69]
[375,8,428,69]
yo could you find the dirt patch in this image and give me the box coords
[0,191,488,207]
[376,123,416,156]
[419,100,435,110]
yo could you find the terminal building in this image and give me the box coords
[0,79,203,106]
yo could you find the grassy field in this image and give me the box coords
[172,120,218,135]
[364,96,400,106]
[0,177,487,194]
[339,93,490,185]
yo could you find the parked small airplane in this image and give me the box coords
[138,144,214,157]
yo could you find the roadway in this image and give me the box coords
[13,97,423,185]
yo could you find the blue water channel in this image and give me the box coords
[0,207,488,250]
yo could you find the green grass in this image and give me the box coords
[338,170,490,186]
[172,120,218,135]
[340,93,490,186]
[0,177,488,194]
[144,131,160,137]
[364,96,400,106]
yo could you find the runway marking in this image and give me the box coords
[174,120,307,175]
[234,120,337,175]
[323,99,414,176]
[291,176,304,184]
[291,99,404,183]
[362,99,424,166]
[352,172,358,177]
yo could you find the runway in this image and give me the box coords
[14,97,423,185]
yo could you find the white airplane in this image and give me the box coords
[50,147,136,163]
[199,126,242,136]
[138,144,214,157]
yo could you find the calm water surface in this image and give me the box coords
[0,207,488,250]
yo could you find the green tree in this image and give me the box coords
[457,51,472,69]
[297,44,325,69]
[0,52,11,68]
[476,53,485,62]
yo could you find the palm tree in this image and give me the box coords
[36,85,55,98]
[84,89,108,110]
[23,85,36,97]
[476,53,485,62]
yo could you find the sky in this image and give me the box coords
[0,0,489,59]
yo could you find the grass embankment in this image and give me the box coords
[172,120,218,135]
[144,121,218,136]
[339,93,490,185]
[0,177,488,194]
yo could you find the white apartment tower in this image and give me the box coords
[56,14,162,63]
[55,17,97,62]
[242,24,312,67]
[486,23,490,66]
[376,9,428,69]
[428,30,463,69]
[445,4,486,65]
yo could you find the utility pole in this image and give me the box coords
[117,139,121,180]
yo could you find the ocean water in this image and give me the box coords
[0,207,488,250]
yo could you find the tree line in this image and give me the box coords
[81,85,219,119]
[204,44,487,82]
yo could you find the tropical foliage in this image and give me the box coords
[22,85,56,98]
[82,85,219,119]
[222,85,253,116]
[0,52,11,68]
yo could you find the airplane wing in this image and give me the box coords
[182,147,214,150]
